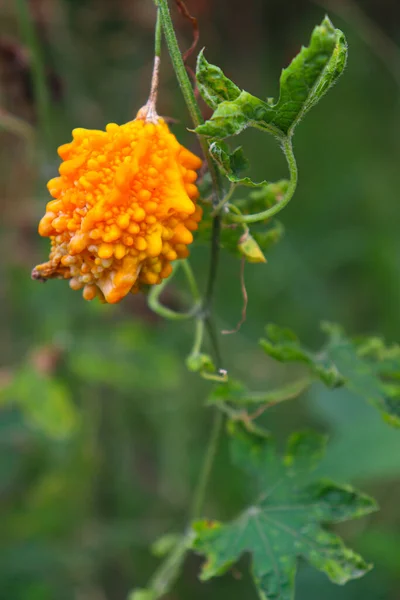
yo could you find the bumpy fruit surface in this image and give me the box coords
[32,117,203,303]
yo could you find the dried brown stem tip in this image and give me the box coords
[137,56,161,124]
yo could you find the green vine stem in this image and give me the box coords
[155,0,223,210]
[211,183,235,215]
[230,136,298,224]
[141,3,227,597]
[154,6,162,58]
[148,261,200,320]
[181,259,201,302]
[145,532,192,598]
[190,410,224,519]
[154,0,225,371]
[236,376,311,406]
[186,318,205,363]
[153,0,225,505]
[216,377,312,416]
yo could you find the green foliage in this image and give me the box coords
[195,17,347,140]
[209,141,267,187]
[196,200,283,263]
[219,220,284,262]
[192,423,377,600]
[261,323,400,426]
[0,366,78,439]
[235,181,289,214]
[252,220,285,252]
[312,388,400,483]
[195,17,347,270]
[261,323,345,387]
[196,49,241,109]
[238,232,267,263]
[4,3,399,600]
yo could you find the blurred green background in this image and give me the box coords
[1,0,400,598]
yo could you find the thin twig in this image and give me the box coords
[174,0,199,62]
[174,0,201,100]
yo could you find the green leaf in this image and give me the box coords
[220,219,282,263]
[195,17,347,139]
[196,48,241,109]
[209,141,266,187]
[192,424,377,600]
[260,324,344,387]
[238,231,267,263]
[253,220,285,252]
[312,388,400,483]
[236,181,289,214]
[260,322,400,427]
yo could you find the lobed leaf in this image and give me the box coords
[209,141,267,187]
[260,322,400,427]
[192,423,377,600]
[195,17,347,139]
[196,49,241,109]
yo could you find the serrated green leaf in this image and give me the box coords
[284,430,328,472]
[195,17,347,139]
[192,424,377,600]
[260,322,400,427]
[209,141,266,187]
[196,89,279,139]
[196,48,241,109]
